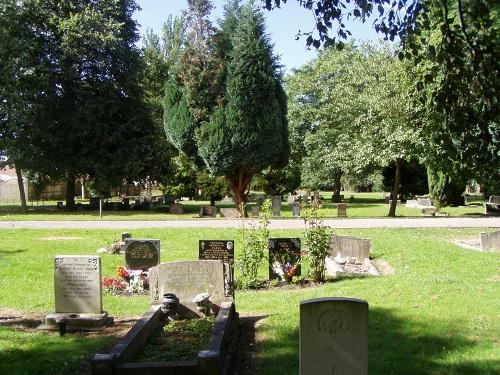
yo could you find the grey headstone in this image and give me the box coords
[291,203,301,218]
[124,239,160,270]
[300,297,368,375]
[417,198,432,207]
[149,260,232,315]
[54,256,102,314]
[200,205,217,217]
[405,200,419,208]
[328,235,371,264]
[219,208,240,218]
[251,206,260,217]
[272,196,281,217]
[169,202,185,214]
[121,232,131,241]
[337,203,347,217]
[480,231,500,251]
[268,238,301,280]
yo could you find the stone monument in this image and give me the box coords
[124,239,160,270]
[149,260,232,317]
[300,297,368,375]
[42,255,110,331]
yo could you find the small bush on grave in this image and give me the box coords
[237,199,272,289]
[303,200,331,282]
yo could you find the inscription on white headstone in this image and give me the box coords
[54,256,102,314]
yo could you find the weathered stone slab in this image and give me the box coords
[199,240,234,263]
[328,235,371,264]
[149,260,232,315]
[480,231,500,251]
[168,203,185,214]
[200,205,217,217]
[291,203,301,218]
[337,203,347,217]
[251,206,260,217]
[219,208,240,218]
[272,196,281,217]
[300,297,368,375]
[420,207,437,216]
[405,199,419,208]
[417,198,432,207]
[268,238,301,280]
[54,255,102,314]
[124,239,160,270]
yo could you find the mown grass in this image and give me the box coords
[0,227,498,375]
[0,192,486,220]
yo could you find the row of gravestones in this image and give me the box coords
[43,235,372,374]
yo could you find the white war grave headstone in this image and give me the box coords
[300,297,368,375]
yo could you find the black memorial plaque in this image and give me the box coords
[124,239,160,270]
[198,240,234,263]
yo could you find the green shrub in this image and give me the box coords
[237,200,272,288]
[303,201,331,282]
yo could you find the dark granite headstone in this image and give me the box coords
[268,238,301,281]
[199,240,234,263]
[124,239,160,270]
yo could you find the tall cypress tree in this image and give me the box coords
[198,2,289,209]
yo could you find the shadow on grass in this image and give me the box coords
[0,326,113,375]
[0,249,27,257]
[255,307,497,375]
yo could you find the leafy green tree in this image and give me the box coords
[287,43,419,216]
[165,1,289,212]
[427,168,466,207]
[264,0,499,196]
[411,1,499,195]
[383,160,428,200]
[197,3,289,211]
[0,0,51,209]
[1,0,164,209]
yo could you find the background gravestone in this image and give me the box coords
[480,231,500,251]
[219,208,240,218]
[124,239,160,270]
[149,260,231,317]
[54,255,103,314]
[272,196,281,217]
[337,203,347,217]
[268,238,301,280]
[300,297,368,375]
[328,235,371,264]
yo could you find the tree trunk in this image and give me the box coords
[388,158,402,217]
[333,171,342,197]
[65,173,76,211]
[227,167,254,217]
[15,166,27,212]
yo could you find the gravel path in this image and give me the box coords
[0,217,499,229]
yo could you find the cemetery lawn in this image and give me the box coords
[0,192,486,220]
[0,227,498,375]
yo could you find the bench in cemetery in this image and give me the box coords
[485,195,500,215]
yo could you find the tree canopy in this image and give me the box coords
[164,0,289,209]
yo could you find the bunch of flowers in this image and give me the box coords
[102,266,149,294]
[283,262,299,279]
